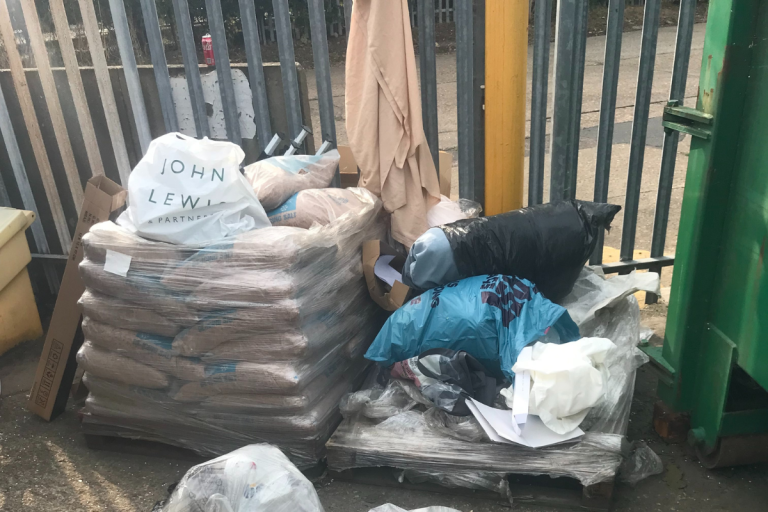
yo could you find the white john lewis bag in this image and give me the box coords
[118,133,271,244]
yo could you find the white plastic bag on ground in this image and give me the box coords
[118,133,271,244]
[368,506,462,512]
[511,338,616,434]
[243,150,340,211]
[162,444,324,512]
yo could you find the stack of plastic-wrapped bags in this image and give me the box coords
[75,134,387,467]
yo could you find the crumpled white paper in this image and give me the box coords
[511,337,616,434]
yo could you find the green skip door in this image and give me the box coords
[652,0,768,461]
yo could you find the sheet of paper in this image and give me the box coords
[468,398,584,448]
[466,400,516,445]
[104,250,132,277]
[512,346,532,433]
[373,254,402,287]
[518,416,584,448]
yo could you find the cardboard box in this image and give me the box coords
[338,145,359,189]
[338,145,453,195]
[362,240,411,311]
[28,175,126,421]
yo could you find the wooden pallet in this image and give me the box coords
[329,466,614,511]
[84,433,207,463]
[83,433,328,480]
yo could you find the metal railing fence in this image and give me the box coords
[0,0,698,299]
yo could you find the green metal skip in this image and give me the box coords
[647,0,768,467]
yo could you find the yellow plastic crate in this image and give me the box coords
[0,208,43,355]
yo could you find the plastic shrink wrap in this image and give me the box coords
[77,188,387,468]
[327,268,659,488]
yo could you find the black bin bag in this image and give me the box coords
[403,200,621,303]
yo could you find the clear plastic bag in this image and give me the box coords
[619,440,664,485]
[560,266,660,325]
[369,505,462,512]
[268,187,375,228]
[78,191,385,467]
[422,407,487,443]
[161,444,325,512]
[340,380,430,420]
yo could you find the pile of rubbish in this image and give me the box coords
[327,266,663,489]
[70,130,665,491]
[324,197,664,491]
[75,135,391,467]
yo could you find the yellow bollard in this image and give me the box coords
[484,0,528,215]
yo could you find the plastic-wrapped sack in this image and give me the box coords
[196,363,371,415]
[365,274,580,380]
[170,345,352,399]
[161,444,324,512]
[77,341,170,389]
[243,150,339,211]
[268,187,375,228]
[79,258,198,326]
[79,290,183,337]
[511,337,617,434]
[117,133,271,245]
[82,318,206,381]
[403,200,621,302]
[390,349,496,415]
[172,286,374,355]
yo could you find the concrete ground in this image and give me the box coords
[3,22,768,512]
[2,308,768,512]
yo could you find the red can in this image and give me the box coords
[202,34,214,66]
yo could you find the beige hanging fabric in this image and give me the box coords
[345,0,441,248]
